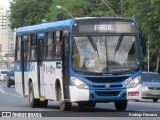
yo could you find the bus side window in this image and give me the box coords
[15,36,21,61]
[54,30,62,59]
[46,31,54,59]
[29,34,37,60]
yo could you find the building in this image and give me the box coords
[0,6,15,56]
[0,6,15,70]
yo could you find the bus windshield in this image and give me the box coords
[72,35,140,74]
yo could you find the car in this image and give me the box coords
[142,72,160,102]
[7,71,15,87]
[0,70,9,81]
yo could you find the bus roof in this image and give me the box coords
[16,17,136,35]
[16,19,74,35]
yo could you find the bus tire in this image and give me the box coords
[58,86,71,111]
[114,100,127,111]
[29,82,40,108]
[153,99,158,102]
[78,102,88,109]
[78,102,96,108]
[88,102,96,107]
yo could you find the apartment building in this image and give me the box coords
[0,6,15,56]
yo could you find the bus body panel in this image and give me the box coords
[24,72,29,96]
[14,61,23,96]
[43,61,63,100]
[127,84,142,100]
[28,62,39,98]
[69,86,89,102]
[15,71,23,96]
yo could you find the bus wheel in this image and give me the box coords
[153,99,158,102]
[58,87,71,111]
[114,100,127,111]
[88,102,96,107]
[29,82,40,108]
[78,102,88,109]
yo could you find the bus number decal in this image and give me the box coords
[123,77,132,87]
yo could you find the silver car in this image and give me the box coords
[0,70,9,81]
[142,72,160,102]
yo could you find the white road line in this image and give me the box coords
[7,93,22,98]
[0,86,22,97]
[0,87,6,94]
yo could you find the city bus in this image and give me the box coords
[15,17,143,111]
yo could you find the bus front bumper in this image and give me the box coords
[69,84,142,102]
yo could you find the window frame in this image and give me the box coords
[45,31,55,60]
[15,36,22,61]
[29,34,37,60]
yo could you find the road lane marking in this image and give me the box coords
[0,86,22,97]
[0,87,6,94]
[7,93,22,98]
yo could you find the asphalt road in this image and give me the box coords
[0,80,160,119]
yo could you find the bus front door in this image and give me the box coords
[21,36,28,96]
[62,34,70,100]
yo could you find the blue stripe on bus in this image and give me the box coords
[16,19,74,35]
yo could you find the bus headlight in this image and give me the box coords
[126,76,141,88]
[71,77,89,89]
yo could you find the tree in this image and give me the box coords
[10,0,52,29]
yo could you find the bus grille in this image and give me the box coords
[96,91,120,96]
[85,76,128,83]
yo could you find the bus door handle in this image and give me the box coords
[56,62,62,69]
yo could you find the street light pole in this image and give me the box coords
[56,5,74,19]
[148,36,150,72]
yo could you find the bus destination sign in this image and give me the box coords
[73,22,138,34]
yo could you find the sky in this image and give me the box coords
[0,0,11,11]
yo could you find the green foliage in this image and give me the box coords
[10,0,52,29]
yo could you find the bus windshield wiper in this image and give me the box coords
[114,34,123,58]
[87,34,99,58]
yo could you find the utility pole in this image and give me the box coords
[148,36,150,72]
[156,49,160,72]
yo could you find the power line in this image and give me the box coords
[101,0,118,17]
